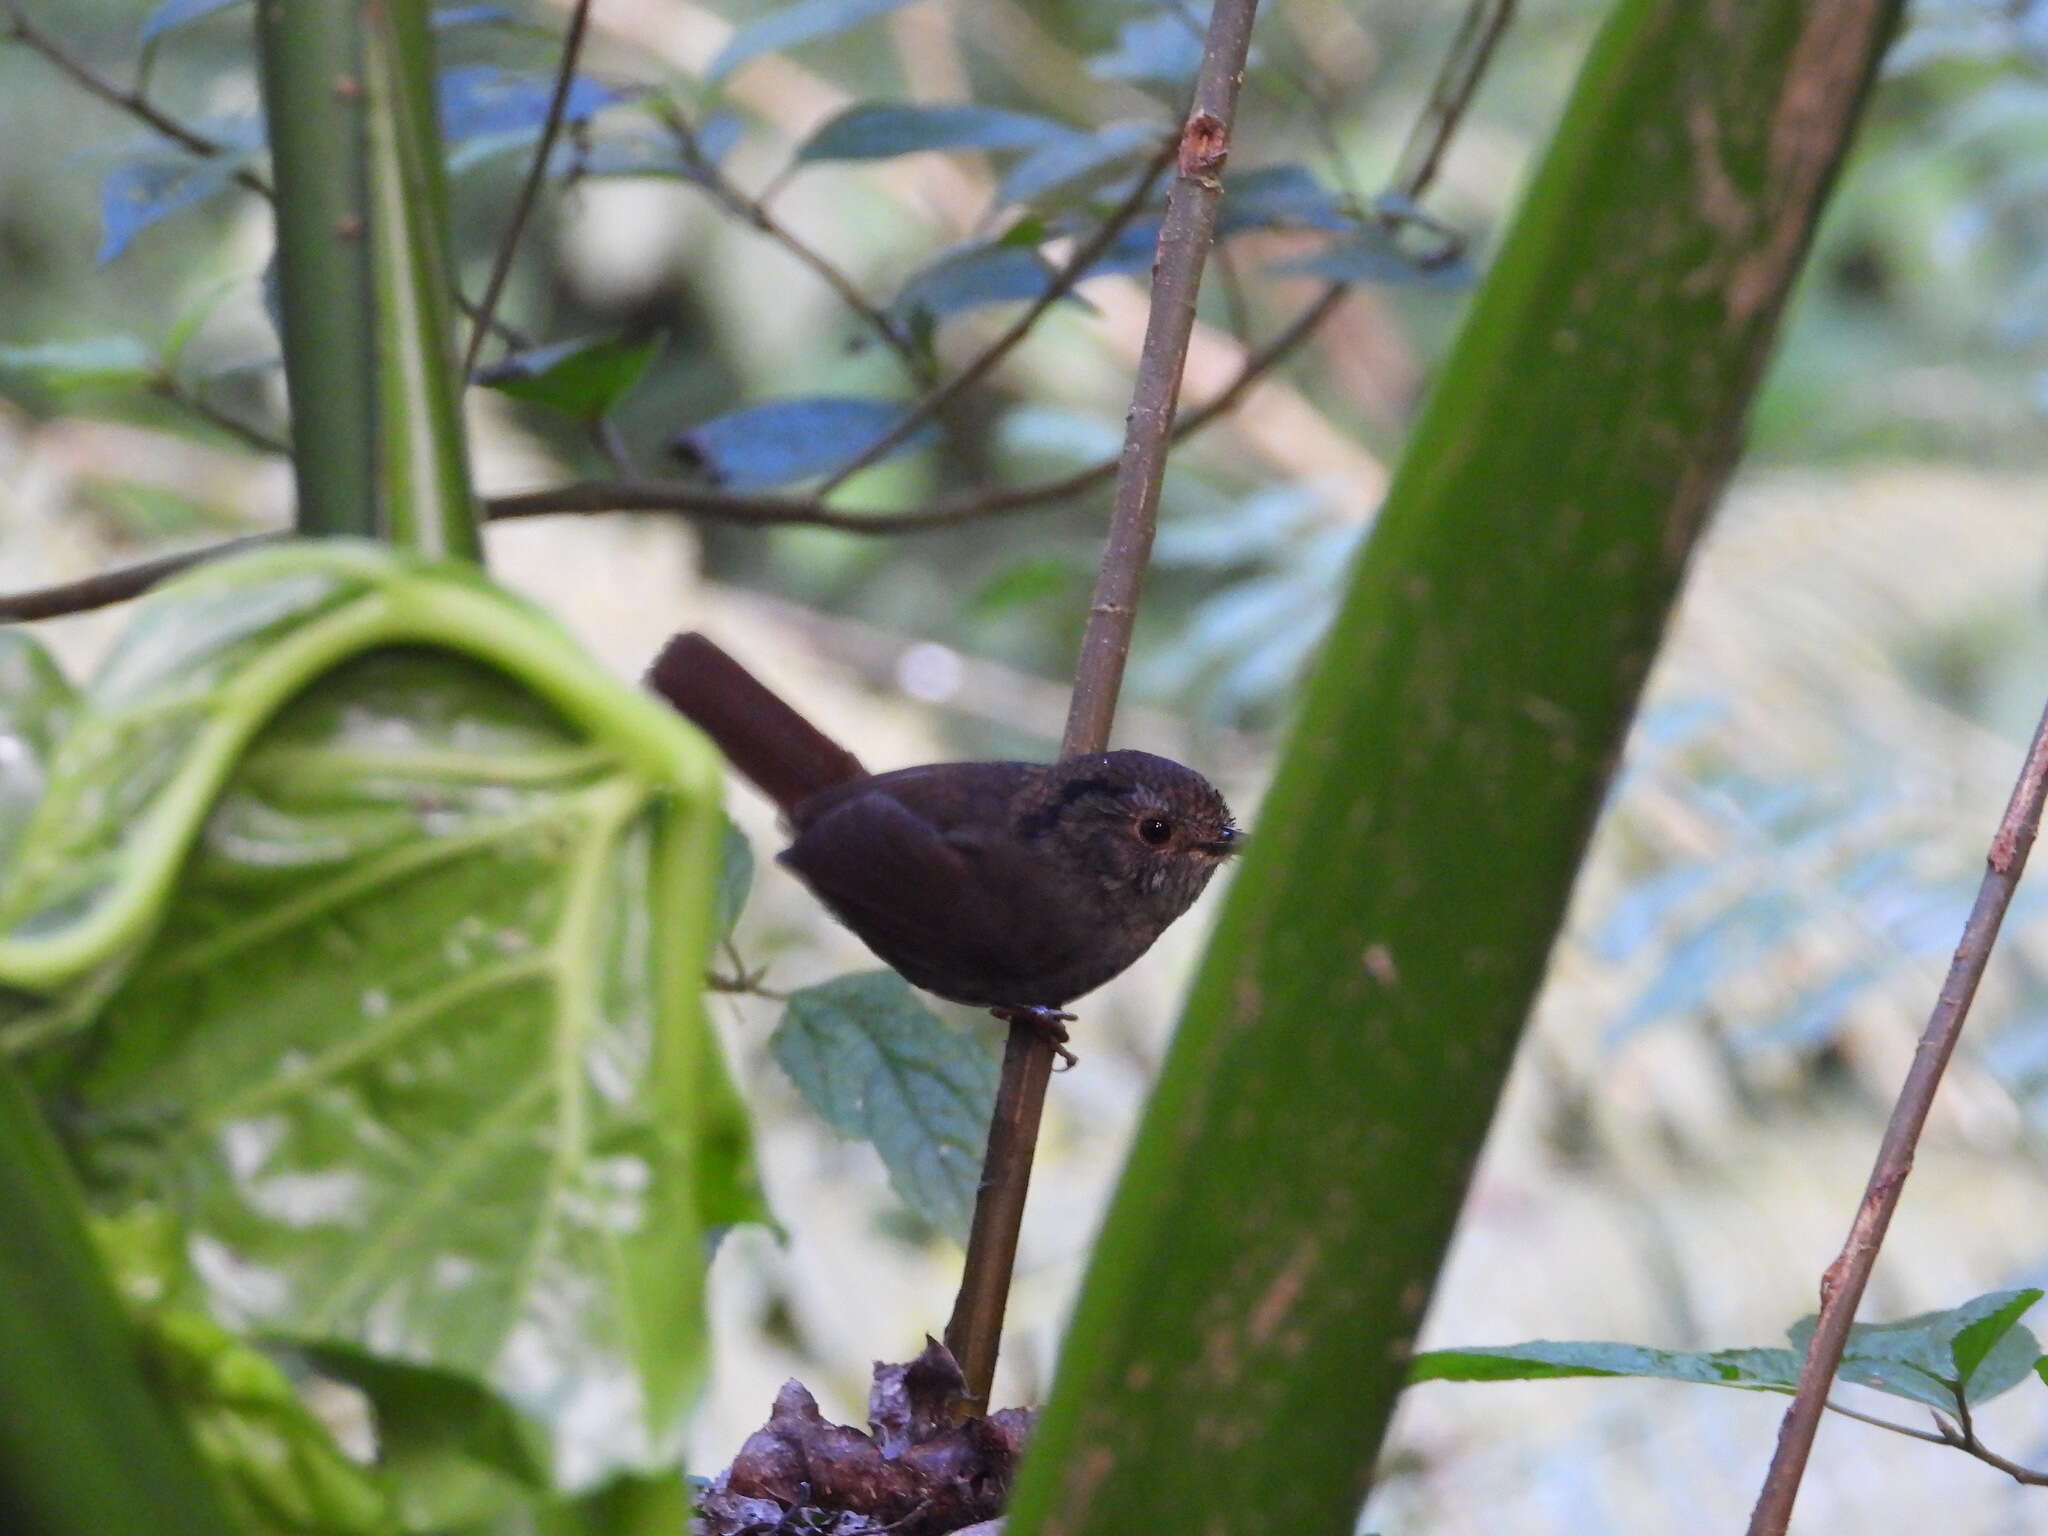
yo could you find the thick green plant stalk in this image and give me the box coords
[257,0,479,555]
[0,1058,238,1536]
[1006,3,1905,1532]
[257,2,375,537]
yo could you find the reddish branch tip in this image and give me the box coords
[1179,110,1230,180]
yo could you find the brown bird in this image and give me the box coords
[646,633,1240,1053]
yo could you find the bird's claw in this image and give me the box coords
[990,1005,1079,1070]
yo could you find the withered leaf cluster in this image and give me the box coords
[699,1340,1032,1536]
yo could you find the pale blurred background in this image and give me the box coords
[10,1,2048,1531]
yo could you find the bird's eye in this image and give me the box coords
[1137,816,1174,846]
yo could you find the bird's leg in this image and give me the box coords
[989,1005,1079,1070]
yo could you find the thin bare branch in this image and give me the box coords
[1390,0,1518,204]
[1747,694,2048,1534]
[811,138,1178,496]
[4,1,272,197]
[0,535,284,622]
[943,0,1266,1415]
[659,104,934,383]
[461,0,593,377]
[0,243,1341,623]
[149,377,290,456]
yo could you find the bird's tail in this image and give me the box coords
[646,632,866,814]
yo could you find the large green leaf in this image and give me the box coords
[1006,2,1906,1532]
[0,1060,240,1536]
[1,540,751,1493]
[1410,1288,2047,1417]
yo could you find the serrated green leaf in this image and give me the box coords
[1409,1340,1803,1391]
[1416,1291,2047,1417]
[475,334,658,421]
[2,540,753,1493]
[772,971,998,1242]
[1789,1288,2045,1408]
[1950,1287,2043,1390]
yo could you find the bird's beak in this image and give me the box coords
[1202,826,1244,857]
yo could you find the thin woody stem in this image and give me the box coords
[3,0,272,195]
[460,0,592,377]
[1746,693,2048,1533]
[943,0,1266,1413]
[0,281,1345,623]
[810,138,1178,496]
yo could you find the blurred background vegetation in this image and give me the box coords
[10,0,2048,1529]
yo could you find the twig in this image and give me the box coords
[0,244,1347,625]
[0,534,284,622]
[942,0,1265,1413]
[810,138,1178,496]
[1747,694,2048,1535]
[4,0,272,197]
[460,0,593,377]
[658,104,934,384]
[1389,0,1517,205]
[150,376,290,456]
[1932,1397,2048,1488]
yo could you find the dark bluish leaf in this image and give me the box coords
[772,972,999,1241]
[893,242,1070,326]
[1731,965,1875,1058]
[1083,216,1165,278]
[432,3,514,27]
[140,0,246,44]
[565,137,700,181]
[1591,862,1713,960]
[797,102,1079,163]
[97,150,250,265]
[0,336,158,391]
[997,119,1161,208]
[475,333,658,420]
[707,0,924,83]
[670,397,928,489]
[1269,228,1475,289]
[697,112,746,166]
[1218,164,1353,235]
[438,65,623,153]
[1090,11,1203,87]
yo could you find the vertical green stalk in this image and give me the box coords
[256,0,376,537]
[363,0,481,560]
[1006,2,1904,1532]
[256,0,480,559]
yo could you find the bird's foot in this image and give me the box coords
[990,1005,1079,1071]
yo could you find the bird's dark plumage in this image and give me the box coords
[646,632,1239,1010]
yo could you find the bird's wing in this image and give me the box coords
[779,780,1068,1002]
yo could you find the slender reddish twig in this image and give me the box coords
[1746,694,2048,1534]
[942,0,1266,1412]
[460,0,593,377]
